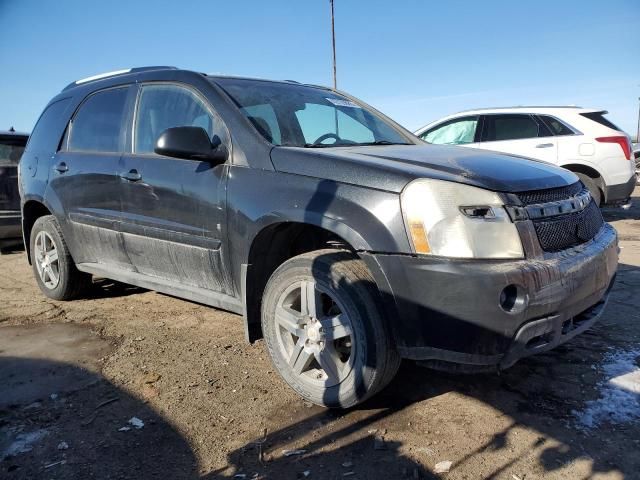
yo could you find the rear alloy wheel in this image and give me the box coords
[30,215,91,300]
[262,249,400,408]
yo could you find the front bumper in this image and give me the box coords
[361,224,618,369]
[0,210,21,241]
[604,173,636,206]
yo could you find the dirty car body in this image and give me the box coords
[20,67,618,407]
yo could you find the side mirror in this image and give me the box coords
[154,126,227,164]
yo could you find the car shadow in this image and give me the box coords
[81,277,147,300]
[0,356,199,479]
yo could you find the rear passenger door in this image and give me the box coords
[474,114,558,164]
[118,83,233,294]
[51,86,133,268]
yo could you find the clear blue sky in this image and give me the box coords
[1,0,639,137]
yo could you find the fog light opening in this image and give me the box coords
[499,284,528,313]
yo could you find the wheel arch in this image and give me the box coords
[243,221,361,343]
[561,162,605,196]
[21,198,53,264]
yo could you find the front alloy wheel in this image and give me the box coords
[262,249,400,408]
[274,279,354,388]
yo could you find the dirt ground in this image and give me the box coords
[1,188,639,480]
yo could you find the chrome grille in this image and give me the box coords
[517,182,583,205]
[515,182,604,252]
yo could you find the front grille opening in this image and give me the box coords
[532,200,604,252]
[562,319,573,334]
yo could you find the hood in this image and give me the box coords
[270,144,578,193]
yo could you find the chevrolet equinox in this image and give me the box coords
[19,67,618,407]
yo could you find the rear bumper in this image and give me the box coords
[0,210,21,241]
[604,173,636,206]
[361,224,618,369]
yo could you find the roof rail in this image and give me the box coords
[62,66,177,91]
[458,105,582,113]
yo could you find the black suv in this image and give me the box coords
[1,128,28,251]
[20,67,618,407]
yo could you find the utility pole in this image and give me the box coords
[636,97,640,144]
[330,0,337,89]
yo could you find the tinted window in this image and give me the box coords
[580,111,621,131]
[26,98,71,153]
[0,136,27,167]
[295,104,375,144]
[242,104,282,144]
[421,116,479,145]
[538,115,573,135]
[215,78,409,147]
[135,84,225,154]
[482,114,539,142]
[69,88,128,152]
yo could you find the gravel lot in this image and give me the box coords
[1,188,639,480]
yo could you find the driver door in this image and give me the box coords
[118,83,233,294]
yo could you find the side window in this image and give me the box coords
[421,116,479,145]
[25,98,71,153]
[134,84,226,154]
[68,88,128,153]
[242,104,282,144]
[295,104,375,144]
[481,114,540,142]
[538,115,574,136]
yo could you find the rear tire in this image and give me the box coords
[261,249,400,408]
[576,173,602,206]
[30,215,91,300]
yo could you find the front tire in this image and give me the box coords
[30,215,91,300]
[261,249,400,408]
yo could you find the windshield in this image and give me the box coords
[214,78,412,147]
[0,136,27,167]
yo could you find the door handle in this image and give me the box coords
[54,162,68,173]
[535,143,554,148]
[120,169,142,182]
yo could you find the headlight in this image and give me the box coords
[400,179,524,259]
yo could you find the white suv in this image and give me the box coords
[415,107,636,206]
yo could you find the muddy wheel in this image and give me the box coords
[576,173,602,206]
[30,215,91,300]
[261,249,400,408]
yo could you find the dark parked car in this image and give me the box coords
[1,128,28,251]
[20,67,618,407]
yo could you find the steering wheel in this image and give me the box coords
[313,133,342,145]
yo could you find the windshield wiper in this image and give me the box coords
[303,143,348,148]
[354,140,412,146]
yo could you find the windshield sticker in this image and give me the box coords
[326,97,361,108]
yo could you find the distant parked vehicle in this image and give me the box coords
[415,107,636,206]
[0,128,28,252]
[634,144,639,184]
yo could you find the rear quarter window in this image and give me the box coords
[26,98,71,154]
[580,112,621,131]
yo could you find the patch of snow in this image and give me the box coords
[574,347,640,428]
[128,417,144,429]
[1,429,49,461]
